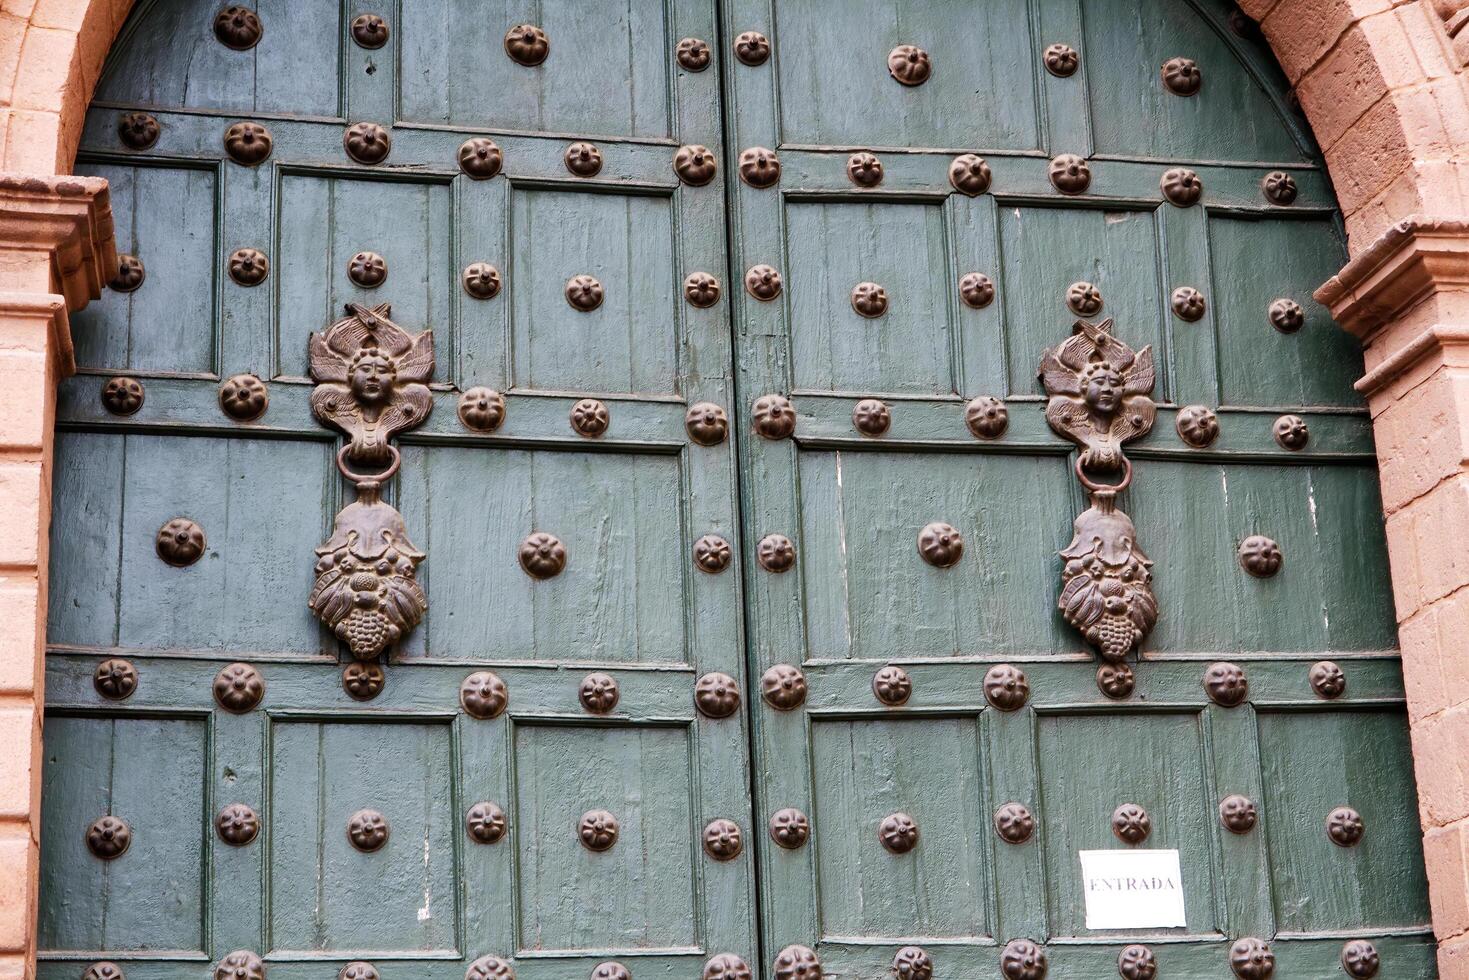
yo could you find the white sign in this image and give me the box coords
[1079,849,1187,930]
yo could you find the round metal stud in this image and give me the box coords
[214,951,265,980]
[888,45,931,85]
[1341,939,1380,978]
[82,962,124,980]
[1044,42,1079,76]
[892,946,933,980]
[1111,803,1151,844]
[465,955,515,980]
[351,13,389,48]
[565,142,603,177]
[959,272,996,309]
[879,812,919,854]
[1176,405,1219,448]
[949,153,992,196]
[757,533,796,573]
[851,281,888,318]
[686,402,729,445]
[872,665,912,706]
[342,661,385,701]
[1172,285,1207,321]
[110,253,145,292]
[219,374,268,421]
[761,663,806,709]
[466,801,507,844]
[1205,661,1249,706]
[1161,56,1202,95]
[214,662,264,713]
[1269,297,1305,333]
[773,945,820,980]
[458,387,506,432]
[459,138,503,179]
[224,121,272,165]
[579,809,619,851]
[460,670,509,719]
[579,672,619,714]
[341,963,380,980]
[1049,154,1091,194]
[1230,938,1275,979]
[1118,944,1157,980]
[1311,660,1347,699]
[462,262,502,300]
[591,963,630,980]
[703,818,743,860]
[675,144,718,186]
[519,532,567,579]
[1328,805,1365,847]
[853,398,891,436]
[1239,535,1282,578]
[917,522,964,568]
[693,534,732,574]
[348,808,389,852]
[734,31,770,66]
[94,658,138,700]
[1219,794,1258,834]
[86,815,131,859]
[1097,662,1135,699]
[1162,167,1202,206]
[1067,281,1103,316]
[752,393,795,439]
[695,671,741,718]
[994,802,1035,844]
[684,272,722,308]
[769,807,810,849]
[349,250,387,287]
[963,395,1007,438]
[344,122,391,164]
[1262,171,1298,205]
[677,37,711,71]
[214,6,262,49]
[101,376,144,416]
[118,111,159,150]
[847,151,884,187]
[228,247,269,286]
[744,264,782,301]
[1273,413,1309,450]
[703,954,752,980]
[984,664,1030,711]
[739,146,781,188]
[156,517,206,567]
[570,398,609,437]
[216,803,260,846]
[1001,938,1048,980]
[565,275,604,311]
[504,24,549,65]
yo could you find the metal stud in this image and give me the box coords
[214,662,264,712]
[504,24,549,65]
[565,142,603,177]
[734,31,770,66]
[1341,939,1380,978]
[695,671,741,718]
[1311,660,1347,699]
[1001,939,1048,980]
[462,262,502,299]
[1328,805,1365,847]
[851,281,888,317]
[1262,171,1298,205]
[223,121,272,165]
[591,963,630,980]
[769,808,810,849]
[703,818,743,860]
[984,664,1029,711]
[579,809,619,851]
[82,962,124,980]
[959,272,996,309]
[1118,944,1157,980]
[1269,297,1305,333]
[351,13,389,48]
[738,147,781,188]
[1171,285,1206,321]
[1176,405,1219,447]
[1219,794,1257,834]
[892,946,933,980]
[949,153,992,196]
[1044,43,1079,77]
[110,253,145,292]
[466,801,507,844]
[219,374,268,421]
[677,37,711,71]
[579,672,619,713]
[872,665,912,705]
[1067,281,1103,316]
[117,111,159,150]
[744,264,782,300]
[465,955,515,980]
[879,812,919,854]
[341,963,380,980]
[1205,661,1248,706]
[1230,938,1275,979]
[994,802,1035,844]
[519,532,567,579]
[918,522,964,568]
[761,663,806,709]
[1161,57,1202,95]
[1096,662,1135,699]
[888,45,931,85]
[694,534,732,573]
[461,670,509,718]
[459,138,504,179]
[703,954,753,980]
[1049,154,1091,194]
[1239,535,1282,578]
[1161,167,1203,206]
[675,144,718,185]
[216,803,260,846]
[101,376,144,416]
[94,658,138,700]
[684,271,722,307]
[349,250,387,287]
[228,247,269,286]
[752,393,795,438]
[773,945,820,980]
[565,275,604,311]
[348,808,389,852]
[757,533,796,573]
[342,661,385,701]
[570,398,609,437]
[215,951,265,980]
[156,517,206,566]
[344,122,391,164]
[685,402,729,444]
[86,814,131,859]
[458,387,506,432]
[847,152,884,187]
[214,6,262,49]
[1111,803,1151,844]
[1273,413,1309,450]
[853,398,891,436]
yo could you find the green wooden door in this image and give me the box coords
[42,0,1432,978]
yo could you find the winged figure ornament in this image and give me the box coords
[1039,317,1155,474]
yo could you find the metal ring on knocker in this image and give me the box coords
[336,444,401,486]
[1074,454,1133,494]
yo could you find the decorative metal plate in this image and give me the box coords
[695,672,741,718]
[214,662,264,712]
[460,670,509,719]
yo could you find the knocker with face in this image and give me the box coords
[1039,317,1156,473]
